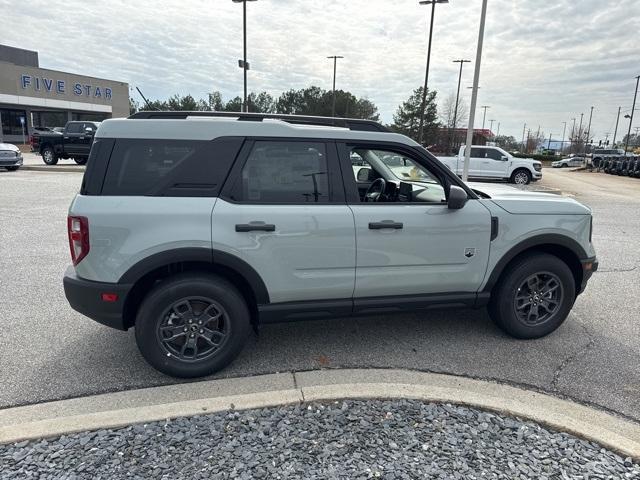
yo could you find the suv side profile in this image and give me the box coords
[64,112,598,378]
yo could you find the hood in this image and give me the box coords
[0,143,20,152]
[468,182,591,215]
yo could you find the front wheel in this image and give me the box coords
[41,147,58,165]
[510,169,532,185]
[488,253,575,339]
[135,273,251,378]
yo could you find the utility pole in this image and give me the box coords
[417,0,449,145]
[578,112,584,149]
[612,106,621,147]
[496,122,500,137]
[547,132,553,150]
[526,129,531,154]
[462,0,488,181]
[327,55,344,117]
[488,119,495,135]
[570,117,576,153]
[521,123,527,153]
[480,105,490,130]
[585,106,594,153]
[624,75,640,154]
[561,121,567,154]
[451,59,470,152]
[233,0,257,112]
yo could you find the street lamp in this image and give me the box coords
[585,106,594,153]
[561,121,567,154]
[488,119,495,135]
[232,0,257,113]
[624,75,640,154]
[327,55,344,117]
[417,0,449,145]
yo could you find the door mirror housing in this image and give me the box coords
[448,185,468,210]
[501,155,508,161]
[84,128,94,135]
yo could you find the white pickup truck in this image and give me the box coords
[438,145,542,185]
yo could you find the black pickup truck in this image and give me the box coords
[35,121,100,165]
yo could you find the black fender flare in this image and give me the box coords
[118,247,270,304]
[482,234,587,292]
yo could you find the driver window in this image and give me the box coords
[348,147,446,204]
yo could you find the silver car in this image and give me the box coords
[0,143,23,171]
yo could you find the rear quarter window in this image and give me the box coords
[100,137,243,196]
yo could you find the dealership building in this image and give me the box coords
[0,44,129,143]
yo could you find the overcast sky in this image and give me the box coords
[2,0,639,140]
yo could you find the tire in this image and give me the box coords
[135,273,251,378]
[510,169,532,185]
[5,166,19,171]
[74,157,87,165]
[41,147,58,165]
[488,253,575,339]
[561,163,568,168]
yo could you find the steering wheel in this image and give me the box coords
[365,177,387,202]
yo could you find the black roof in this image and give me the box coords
[128,111,390,133]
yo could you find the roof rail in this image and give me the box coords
[127,111,390,133]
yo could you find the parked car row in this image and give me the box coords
[597,155,640,177]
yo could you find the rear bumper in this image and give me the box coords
[579,257,598,294]
[63,266,131,330]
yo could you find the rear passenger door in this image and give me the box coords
[213,139,356,305]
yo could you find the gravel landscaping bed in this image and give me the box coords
[2,399,638,479]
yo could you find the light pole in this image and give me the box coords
[233,0,257,113]
[496,122,500,137]
[521,123,527,153]
[612,106,621,147]
[561,121,567,154]
[624,75,640,154]
[585,106,594,153]
[488,119,495,136]
[578,113,584,150]
[547,132,553,150]
[480,105,490,130]
[327,55,344,117]
[451,59,470,151]
[462,0,488,181]
[417,0,449,145]
[570,117,576,153]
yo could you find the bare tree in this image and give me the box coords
[440,92,468,128]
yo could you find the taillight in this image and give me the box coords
[67,216,90,266]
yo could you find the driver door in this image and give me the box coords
[338,143,492,300]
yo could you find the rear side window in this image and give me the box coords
[233,141,330,203]
[101,137,243,196]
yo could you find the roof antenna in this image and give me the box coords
[135,87,157,110]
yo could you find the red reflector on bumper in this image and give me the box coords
[101,293,119,302]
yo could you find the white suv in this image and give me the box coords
[63,112,597,378]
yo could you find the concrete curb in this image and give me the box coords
[19,165,84,173]
[1,369,638,460]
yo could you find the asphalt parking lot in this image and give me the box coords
[0,166,638,422]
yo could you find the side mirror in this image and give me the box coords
[501,155,508,161]
[357,167,372,182]
[448,185,468,210]
[84,128,94,135]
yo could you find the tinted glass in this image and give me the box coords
[470,147,484,158]
[239,141,329,203]
[66,123,83,134]
[485,149,503,160]
[101,138,242,196]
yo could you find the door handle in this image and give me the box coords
[235,222,276,232]
[368,220,403,230]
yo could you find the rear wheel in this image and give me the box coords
[74,157,87,165]
[135,273,251,378]
[510,169,531,185]
[42,147,58,165]
[488,253,575,339]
